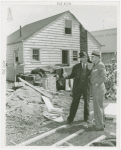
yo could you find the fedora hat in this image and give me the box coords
[92,50,100,57]
[79,51,87,58]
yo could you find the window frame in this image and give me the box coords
[72,50,78,61]
[64,19,73,35]
[31,48,40,62]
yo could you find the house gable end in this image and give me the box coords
[24,11,81,43]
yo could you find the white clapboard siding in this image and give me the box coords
[87,32,101,59]
[24,12,80,73]
[6,42,24,81]
[16,65,24,75]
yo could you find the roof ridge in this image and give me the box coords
[7,11,68,38]
[23,10,69,28]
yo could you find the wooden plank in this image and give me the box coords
[51,129,85,146]
[64,142,74,146]
[18,122,84,146]
[42,96,63,114]
[18,77,53,98]
[18,124,68,146]
[84,135,106,146]
[110,132,116,137]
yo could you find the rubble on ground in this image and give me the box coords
[6,80,85,144]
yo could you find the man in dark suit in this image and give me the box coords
[63,51,92,124]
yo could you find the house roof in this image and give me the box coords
[7,11,102,46]
[7,11,67,45]
[91,28,117,53]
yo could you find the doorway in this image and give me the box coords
[62,50,70,65]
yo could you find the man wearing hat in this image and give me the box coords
[63,51,92,124]
[90,50,107,131]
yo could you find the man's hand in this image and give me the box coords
[87,63,93,70]
[62,73,68,78]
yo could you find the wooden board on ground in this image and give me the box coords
[14,82,25,88]
[18,122,84,146]
[84,135,107,146]
[42,96,63,114]
[18,77,53,98]
[51,129,85,146]
[43,111,64,122]
[104,103,117,119]
[18,124,68,146]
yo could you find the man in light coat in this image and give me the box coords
[90,50,107,131]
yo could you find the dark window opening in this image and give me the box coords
[62,50,69,65]
[16,57,18,62]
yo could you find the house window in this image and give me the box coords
[16,57,18,62]
[14,50,19,63]
[73,51,78,61]
[32,49,39,61]
[65,20,72,34]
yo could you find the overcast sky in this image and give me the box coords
[6,3,117,36]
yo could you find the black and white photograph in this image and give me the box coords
[1,1,120,148]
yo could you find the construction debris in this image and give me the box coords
[110,132,116,138]
[104,103,117,119]
[90,137,116,147]
[6,79,75,145]
[84,135,107,146]
[14,82,25,88]
[42,96,63,114]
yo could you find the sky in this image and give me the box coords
[5,3,118,36]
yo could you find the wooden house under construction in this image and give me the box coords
[7,11,102,81]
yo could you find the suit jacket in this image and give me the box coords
[66,62,91,94]
[90,61,107,94]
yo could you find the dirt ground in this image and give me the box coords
[6,81,116,146]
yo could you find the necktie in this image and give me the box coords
[83,63,86,70]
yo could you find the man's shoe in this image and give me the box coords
[66,120,72,125]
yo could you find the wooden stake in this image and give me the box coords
[84,135,106,146]
[51,129,85,146]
